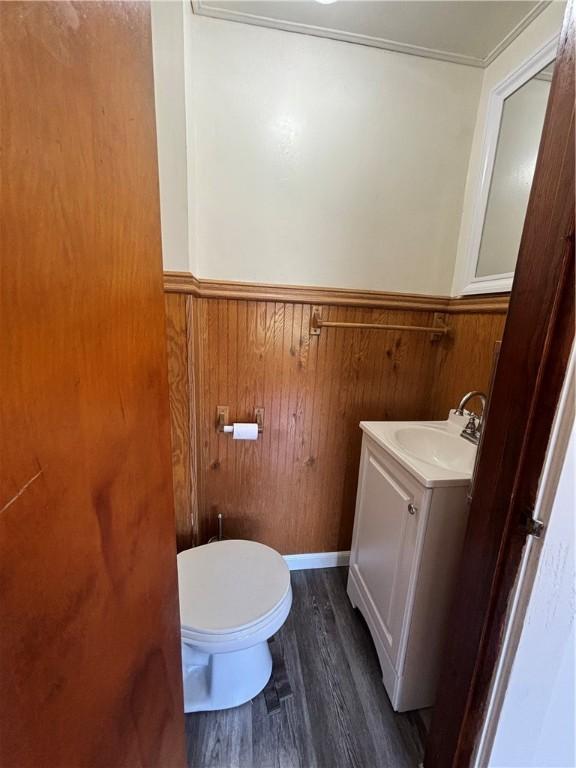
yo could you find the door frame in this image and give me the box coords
[474,344,575,765]
[424,2,575,765]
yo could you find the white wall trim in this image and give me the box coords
[283,551,350,571]
[192,0,550,69]
[457,34,559,297]
[482,1,552,67]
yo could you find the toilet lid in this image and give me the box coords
[177,540,290,634]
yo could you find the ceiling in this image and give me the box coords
[191,0,552,68]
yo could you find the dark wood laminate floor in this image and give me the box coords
[186,567,428,768]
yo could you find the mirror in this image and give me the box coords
[476,61,554,279]
[461,40,557,295]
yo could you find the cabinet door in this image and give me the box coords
[354,443,422,666]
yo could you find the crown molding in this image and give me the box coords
[482,1,552,67]
[163,271,509,314]
[191,0,551,69]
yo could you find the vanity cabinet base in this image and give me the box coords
[348,564,433,712]
[347,433,470,712]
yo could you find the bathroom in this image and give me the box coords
[1,1,574,767]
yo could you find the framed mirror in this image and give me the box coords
[461,37,558,295]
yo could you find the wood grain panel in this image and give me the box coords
[164,281,508,553]
[186,295,203,545]
[0,3,185,766]
[428,312,507,419]
[195,301,441,553]
[165,293,194,550]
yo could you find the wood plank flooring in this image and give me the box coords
[186,568,428,768]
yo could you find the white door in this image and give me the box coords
[487,425,575,768]
[353,442,422,665]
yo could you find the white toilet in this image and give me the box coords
[177,539,292,713]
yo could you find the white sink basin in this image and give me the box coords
[392,425,476,474]
[359,412,477,487]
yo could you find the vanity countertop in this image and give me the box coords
[360,411,477,488]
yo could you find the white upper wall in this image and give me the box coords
[151,0,190,272]
[152,1,565,296]
[451,1,565,296]
[186,14,482,294]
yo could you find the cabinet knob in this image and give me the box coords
[408,503,417,515]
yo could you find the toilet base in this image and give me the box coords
[182,640,273,713]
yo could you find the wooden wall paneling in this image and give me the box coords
[163,276,509,555]
[303,302,327,549]
[252,301,272,543]
[330,306,439,549]
[195,297,211,544]
[252,301,266,538]
[316,305,347,550]
[164,293,194,550]
[263,301,281,544]
[233,298,255,535]
[428,312,508,420]
[0,3,185,766]
[283,302,303,548]
[222,298,236,533]
[193,300,446,553]
[203,298,232,541]
[325,306,368,551]
[186,295,202,545]
[278,302,301,549]
[301,302,324,547]
[295,303,320,548]
[198,299,215,544]
[326,307,357,550]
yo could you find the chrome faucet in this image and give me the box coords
[455,391,487,445]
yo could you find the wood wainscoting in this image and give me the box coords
[165,293,195,551]
[429,310,507,419]
[164,274,507,553]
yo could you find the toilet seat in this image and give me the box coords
[177,539,291,651]
[181,589,292,653]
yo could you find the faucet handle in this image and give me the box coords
[461,414,480,444]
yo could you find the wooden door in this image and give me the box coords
[0,3,186,767]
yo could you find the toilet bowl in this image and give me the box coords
[177,539,292,713]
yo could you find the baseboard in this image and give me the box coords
[283,551,350,571]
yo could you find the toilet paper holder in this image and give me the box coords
[216,405,264,434]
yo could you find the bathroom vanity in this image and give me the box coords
[347,413,476,712]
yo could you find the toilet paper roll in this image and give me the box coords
[232,422,259,440]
